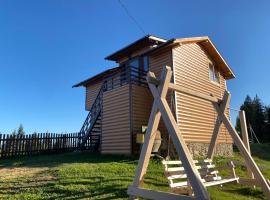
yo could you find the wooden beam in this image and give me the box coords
[239,111,251,153]
[129,67,172,199]
[131,101,160,188]
[158,66,172,98]
[207,91,231,159]
[147,76,220,103]
[214,104,270,199]
[239,110,254,180]
[128,186,197,200]
[168,83,220,103]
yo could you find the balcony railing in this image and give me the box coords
[102,65,148,92]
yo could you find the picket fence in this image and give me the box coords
[0,133,92,158]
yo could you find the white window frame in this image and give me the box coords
[209,63,220,85]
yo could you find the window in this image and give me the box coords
[129,56,149,72]
[143,56,149,72]
[209,63,220,84]
[129,58,139,68]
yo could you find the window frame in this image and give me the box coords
[208,63,220,85]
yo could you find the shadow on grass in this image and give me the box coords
[0,169,135,199]
[219,185,265,200]
[0,152,138,168]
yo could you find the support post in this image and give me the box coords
[239,110,255,181]
[214,104,270,199]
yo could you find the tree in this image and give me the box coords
[17,124,25,136]
[236,95,268,143]
[251,95,266,142]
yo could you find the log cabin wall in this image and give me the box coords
[101,84,131,155]
[85,81,103,111]
[131,85,153,154]
[131,49,175,155]
[172,43,232,149]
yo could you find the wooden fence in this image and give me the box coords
[0,133,92,158]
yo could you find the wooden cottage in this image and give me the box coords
[73,35,235,156]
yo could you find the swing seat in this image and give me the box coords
[162,159,239,194]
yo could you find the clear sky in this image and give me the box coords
[1,0,270,134]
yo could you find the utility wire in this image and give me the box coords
[117,0,146,35]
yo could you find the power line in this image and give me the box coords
[117,0,146,35]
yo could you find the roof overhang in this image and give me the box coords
[72,66,120,87]
[105,35,167,61]
[144,36,235,80]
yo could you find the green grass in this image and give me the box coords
[0,144,269,199]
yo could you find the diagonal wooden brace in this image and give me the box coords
[129,67,173,198]
[147,68,209,200]
[207,91,231,159]
[128,66,209,200]
[214,104,270,199]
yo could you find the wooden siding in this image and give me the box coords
[101,85,131,155]
[131,85,153,154]
[85,81,102,111]
[147,49,174,152]
[172,43,232,144]
[149,48,173,78]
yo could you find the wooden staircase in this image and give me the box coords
[78,84,103,151]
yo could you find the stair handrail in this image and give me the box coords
[78,65,148,147]
[79,81,105,143]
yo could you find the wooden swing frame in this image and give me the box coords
[127,66,270,200]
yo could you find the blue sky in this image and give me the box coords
[0,0,270,134]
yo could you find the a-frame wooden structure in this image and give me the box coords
[127,66,270,200]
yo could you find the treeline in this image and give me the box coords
[236,95,270,143]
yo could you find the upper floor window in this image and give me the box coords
[143,56,149,72]
[209,63,220,84]
[129,56,149,72]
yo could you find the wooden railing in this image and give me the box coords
[0,132,91,158]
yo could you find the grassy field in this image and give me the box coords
[0,144,269,200]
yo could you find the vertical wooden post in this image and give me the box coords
[239,110,250,152]
[239,110,254,180]
[214,104,270,199]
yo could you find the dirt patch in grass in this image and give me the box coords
[0,166,50,180]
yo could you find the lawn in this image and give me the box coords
[0,144,269,200]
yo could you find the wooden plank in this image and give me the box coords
[128,186,197,200]
[162,159,212,165]
[169,83,219,103]
[239,110,254,180]
[131,101,161,187]
[204,178,239,187]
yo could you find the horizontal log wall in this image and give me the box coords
[172,43,232,144]
[131,85,153,154]
[102,84,131,155]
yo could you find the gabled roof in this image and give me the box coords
[73,35,235,88]
[105,35,167,61]
[142,36,235,79]
[72,66,120,87]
